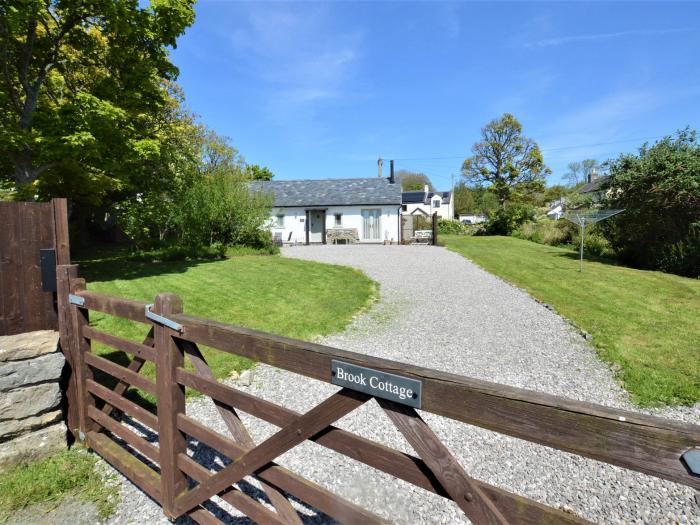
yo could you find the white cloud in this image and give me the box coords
[523,27,692,49]
[228,4,363,125]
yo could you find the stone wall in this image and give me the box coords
[0,330,67,470]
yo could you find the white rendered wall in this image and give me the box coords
[269,205,401,244]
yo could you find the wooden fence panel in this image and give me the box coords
[0,199,69,335]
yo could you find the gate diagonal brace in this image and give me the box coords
[173,388,371,517]
[145,304,183,332]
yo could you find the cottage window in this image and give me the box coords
[274,214,284,227]
[401,204,407,211]
[433,199,441,208]
[334,213,342,227]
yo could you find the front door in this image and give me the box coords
[361,209,382,241]
[308,210,325,243]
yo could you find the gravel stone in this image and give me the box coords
[103,245,700,525]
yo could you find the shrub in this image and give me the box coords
[128,243,226,262]
[515,219,576,246]
[437,219,472,235]
[601,129,700,277]
[581,233,611,257]
[483,204,535,235]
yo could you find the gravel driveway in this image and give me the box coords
[107,245,700,525]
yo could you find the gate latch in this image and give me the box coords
[144,304,183,332]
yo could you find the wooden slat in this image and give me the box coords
[87,405,160,464]
[178,414,388,525]
[87,431,162,503]
[188,507,225,525]
[85,351,157,396]
[76,290,149,324]
[380,399,510,525]
[83,326,156,361]
[87,379,158,430]
[100,328,153,418]
[174,388,370,516]
[172,315,700,490]
[180,340,303,525]
[178,455,290,525]
[176,369,588,524]
[0,203,21,334]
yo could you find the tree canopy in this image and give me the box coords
[395,170,434,191]
[461,113,549,206]
[562,159,601,186]
[600,128,700,277]
[0,0,196,204]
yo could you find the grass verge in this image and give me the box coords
[444,235,700,407]
[75,247,376,407]
[0,448,119,523]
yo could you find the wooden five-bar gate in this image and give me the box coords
[56,264,700,524]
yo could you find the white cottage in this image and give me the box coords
[401,186,453,219]
[260,177,402,245]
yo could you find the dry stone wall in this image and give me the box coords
[0,330,67,470]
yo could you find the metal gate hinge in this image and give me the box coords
[68,294,85,306]
[144,304,183,332]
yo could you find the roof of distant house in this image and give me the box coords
[578,175,610,194]
[257,177,402,207]
[402,191,451,205]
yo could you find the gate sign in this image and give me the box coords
[331,360,422,408]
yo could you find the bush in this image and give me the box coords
[601,129,700,277]
[116,170,274,252]
[581,233,611,257]
[437,219,472,235]
[128,243,227,262]
[483,204,535,235]
[514,219,576,246]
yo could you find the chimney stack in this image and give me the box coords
[587,168,597,184]
[424,184,429,194]
[378,157,383,178]
[389,159,395,184]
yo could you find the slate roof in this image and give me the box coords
[258,177,402,207]
[577,176,610,194]
[402,191,452,205]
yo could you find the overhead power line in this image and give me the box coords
[389,134,667,162]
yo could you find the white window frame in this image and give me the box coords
[334,213,342,227]
[433,199,441,208]
[274,214,284,228]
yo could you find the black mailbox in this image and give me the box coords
[40,248,57,293]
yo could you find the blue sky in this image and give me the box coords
[170,1,700,189]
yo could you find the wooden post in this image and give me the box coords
[67,275,96,438]
[51,198,70,265]
[154,293,187,519]
[56,264,79,438]
[432,212,438,245]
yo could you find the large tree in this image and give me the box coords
[461,113,549,207]
[0,0,195,201]
[562,159,600,186]
[395,170,434,191]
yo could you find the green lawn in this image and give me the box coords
[76,248,376,406]
[444,235,700,407]
[0,448,119,523]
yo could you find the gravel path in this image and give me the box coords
[105,245,700,525]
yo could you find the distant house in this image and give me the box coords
[458,214,486,224]
[577,171,610,203]
[401,185,453,219]
[546,197,567,220]
[260,176,402,245]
